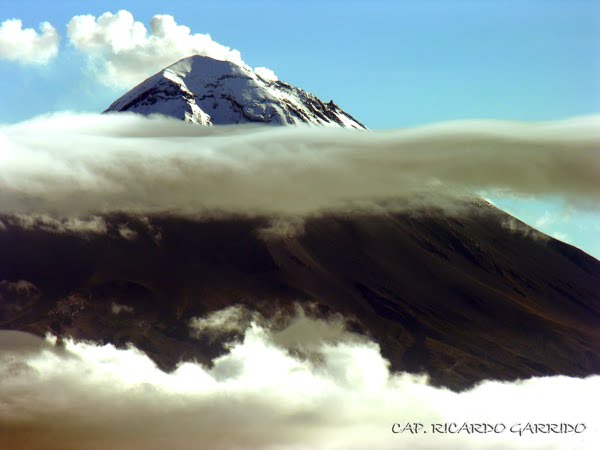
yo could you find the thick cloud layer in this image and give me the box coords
[0,19,59,65]
[0,113,598,218]
[0,309,597,450]
[66,10,275,88]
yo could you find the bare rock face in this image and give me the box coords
[105,55,366,129]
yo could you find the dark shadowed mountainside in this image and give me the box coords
[1,202,599,391]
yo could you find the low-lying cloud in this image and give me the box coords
[0,113,598,218]
[190,305,363,353]
[4,213,108,235]
[0,18,59,65]
[0,309,597,450]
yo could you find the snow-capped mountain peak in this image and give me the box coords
[105,55,367,129]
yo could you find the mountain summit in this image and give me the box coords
[105,55,367,128]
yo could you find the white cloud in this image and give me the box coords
[4,214,107,234]
[190,305,255,337]
[117,224,138,240]
[551,231,571,243]
[533,212,574,244]
[535,211,554,228]
[0,113,599,218]
[111,302,134,315]
[0,314,597,450]
[501,216,549,241]
[0,19,59,65]
[66,10,249,88]
[255,66,278,82]
[190,304,363,353]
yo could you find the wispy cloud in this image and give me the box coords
[254,66,278,82]
[0,113,598,218]
[535,211,555,228]
[533,211,573,244]
[551,231,571,244]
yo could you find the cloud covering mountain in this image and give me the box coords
[0,113,598,218]
[0,311,597,450]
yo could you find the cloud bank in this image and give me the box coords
[66,10,274,88]
[0,19,59,65]
[0,310,597,450]
[0,113,598,218]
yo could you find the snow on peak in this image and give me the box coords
[105,55,367,129]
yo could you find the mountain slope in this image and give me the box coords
[105,55,366,128]
[1,203,599,391]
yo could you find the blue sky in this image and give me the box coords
[0,0,599,257]
[1,0,599,126]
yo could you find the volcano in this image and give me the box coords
[1,201,599,391]
[1,56,599,393]
[105,55,366,129]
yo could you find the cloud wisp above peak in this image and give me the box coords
[65,10,274,88]
[0,10,278,88]
[0,19,59,65]
[0,113,599,218]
